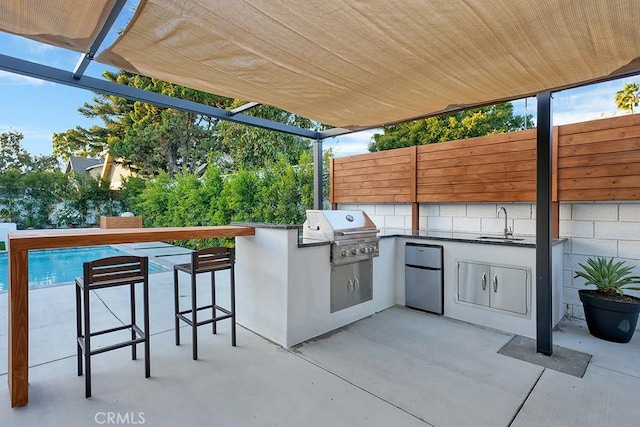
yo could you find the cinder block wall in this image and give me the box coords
[560,202,640,321]
[339,202,640,328]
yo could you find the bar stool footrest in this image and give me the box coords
[176,309,233,328]
[77,324,146,356]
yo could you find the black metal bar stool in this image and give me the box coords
[75,255,150,398]
[173,247,236,360]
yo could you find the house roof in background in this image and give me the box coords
[65,156,103,176]
[1,0,640,131]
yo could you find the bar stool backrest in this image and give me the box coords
[192,247,234,273]
[84,256,148,289]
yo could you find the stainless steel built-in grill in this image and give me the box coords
[303,210,380,312]
[303,209,380,265]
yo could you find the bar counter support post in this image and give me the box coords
[8,247,29,407]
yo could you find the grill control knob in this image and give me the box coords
[341,250,348,257]
[351,248,358,255]
[367,247,373,254]
[360,247,366,254]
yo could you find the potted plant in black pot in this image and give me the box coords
[575,257,640,343]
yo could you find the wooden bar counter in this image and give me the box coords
[7,225,255,407]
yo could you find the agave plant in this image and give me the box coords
[574,257,640,295]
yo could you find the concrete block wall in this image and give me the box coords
[339,204,418,230]
[561,202,640,323]
[339,201,640,329]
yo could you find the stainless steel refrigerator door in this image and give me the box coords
[405,244,442,269]
[405,266,443,314]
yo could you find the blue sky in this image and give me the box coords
[0,18,638,159]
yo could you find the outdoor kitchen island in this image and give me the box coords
[234,223,564,348]
[234,220,396,348]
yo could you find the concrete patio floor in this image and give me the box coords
[1,246,639,426]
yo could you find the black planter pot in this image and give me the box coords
[579,290,640,343]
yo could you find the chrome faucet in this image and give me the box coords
[497,207,513,239]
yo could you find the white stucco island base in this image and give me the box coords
[235,226,396,348]
[235,225,563,348]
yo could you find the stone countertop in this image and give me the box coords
[231,222,301,230]
[231,222,566,248]
[379,228,566,248]
[231,222,329,248]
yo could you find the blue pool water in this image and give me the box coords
[0,246,165,291]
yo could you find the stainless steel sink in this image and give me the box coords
[477,236,525,242]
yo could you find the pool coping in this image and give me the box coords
[0,242,193,293]
[112,242,194,270]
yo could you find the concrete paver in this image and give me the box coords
[513,364,640,426]
[295,308,542,427]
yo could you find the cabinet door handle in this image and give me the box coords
[347,279,353,294]
[354,277,360,292]
[481,273,487,290]
[493,274,498,292]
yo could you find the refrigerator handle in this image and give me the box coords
[493,274,498,292]
[481,273,487,291]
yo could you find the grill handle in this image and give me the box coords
[337,229,380,236]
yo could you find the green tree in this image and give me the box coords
[54,70,317,176]
[166,171,209,227]
[19,171,68,228]
[257,156,305,224]
[216,103,314,171]
[121,152,318,247]
[56,173,119,226]
[368,103,533,151]
[0,168,23,222]
[615,83,640,113]
[200,161,225,225]
[131,170,173,227]
[53,70,233,175]
[214,169,261,225]
[0,131,63,226]
[118,175,147,213]
[0,130,59,172]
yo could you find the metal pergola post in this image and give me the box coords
[313,139,323,210]
[536,91,553,356]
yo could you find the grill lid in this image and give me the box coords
[303,210,379,242]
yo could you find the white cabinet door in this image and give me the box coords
[458,262,490,307]
[490,266,528,314]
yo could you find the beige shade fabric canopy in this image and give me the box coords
[96,0,640,129]
[0,0,117,52]
[1,1,639,130]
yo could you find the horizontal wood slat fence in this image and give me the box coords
[331,114,640,204]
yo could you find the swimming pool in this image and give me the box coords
[0,246,165,291]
